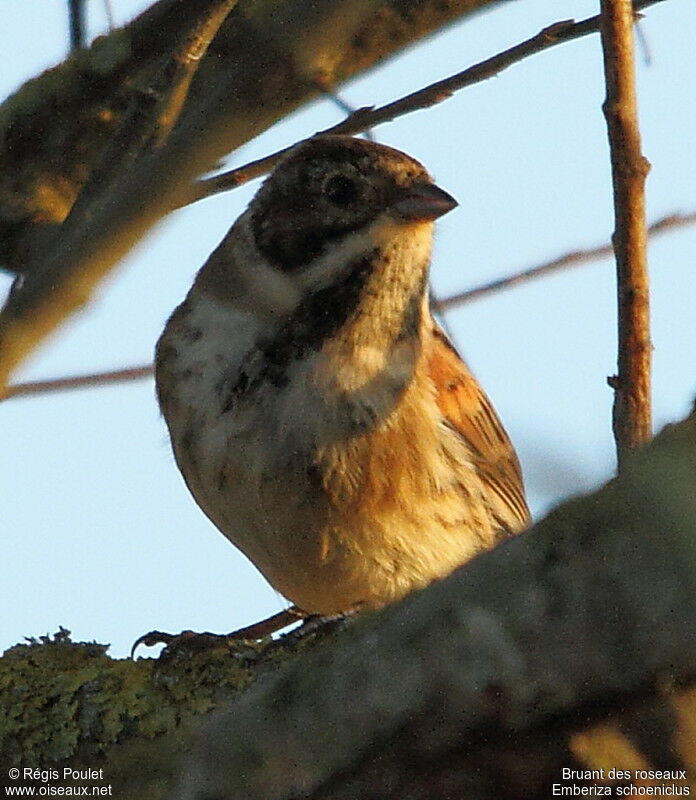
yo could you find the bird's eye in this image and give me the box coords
[324,174,359,207]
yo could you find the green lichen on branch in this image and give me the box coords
[0,621,340,778]
[0,628,277,769]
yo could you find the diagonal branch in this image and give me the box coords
[1,0,502,280]
[435,211,695,311]
[61,0,239,222]
[3,365,154,400]
[191,0,665,204]
[600,0,652,468]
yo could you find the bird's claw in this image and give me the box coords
[130,607,308,659]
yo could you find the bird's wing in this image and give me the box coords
[428,324,530,535]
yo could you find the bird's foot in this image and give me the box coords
[130,606,306,659]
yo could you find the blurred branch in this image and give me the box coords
[3,365,154,400]
[634,19,653,66]
[103,0,115,30]
[600,0,652,468]
[5,209,693,402]
[434,211,696,311]
[66,0,238,208]
[191,0,665,203]
[1,0,502,279]
[0,0,238,396]
[150,0,239,148]
[0,0,668,395]
[312,76,375,141]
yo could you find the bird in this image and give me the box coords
[155,135,529,621]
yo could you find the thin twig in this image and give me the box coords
[3,366,154,400]
[435,212,695,311]
[68,0,86,51]
[6,209,692,403]
[429,289,457,343]
[150,0,239,148]
[600,0,652,468]
[634,19,653,67]
[190,0,665,205]
[313,76,375,142]
[103,0,115,31]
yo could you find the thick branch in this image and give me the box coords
[149,0,239,148]
[600,0,652,467]
[173,408,696,799]
[0,0,668,396]
[51,0,237,247]
[0,0,239,396]
[0,0,501,277]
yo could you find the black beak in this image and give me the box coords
[391,182,458,222]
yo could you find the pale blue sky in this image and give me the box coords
[2,0,694,657]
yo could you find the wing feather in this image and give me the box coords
[429,325,530,535]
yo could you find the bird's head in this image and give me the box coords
[250,135,458,275]
[196,136,457,348]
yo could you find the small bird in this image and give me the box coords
[156,136,529,618]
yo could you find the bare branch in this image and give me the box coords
[191,0,665,204]
[66,0,239,202]
[634,19,653,66]
[312,76,375,142]
[0,0,667,396]
[600,0,652,468]
[68,0,86,52]
[2,0,501,280]
[3,365,154,400]
[435,211,696,311]
[103,0,115,30]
